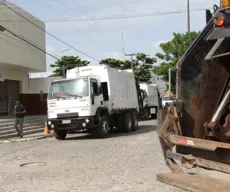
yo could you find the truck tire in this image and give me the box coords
[131,111,138,131]
[54,130,67,140]
[96,115,110,138]
[123,113,132,133]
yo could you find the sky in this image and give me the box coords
[7,0,220,77]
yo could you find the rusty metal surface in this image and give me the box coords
[166,151,230,174]
[156,7,230,191]
[165,158,183,174]
[168,134,230,151]
[157,101,230,164]
[177,16,230,139]
[157,173,230,192]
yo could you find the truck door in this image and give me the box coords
[90,78,103,114]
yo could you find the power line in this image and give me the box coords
[70,0,120,43]
[0,31,60,60]
[58,0,109,42]
[1,2,63,9]
[40,0,104,47]
[0,24,60,60]
[0,24,61,59]
[0,8,209,23]
[0,32,43,55]
[0,4,46,62]
[2,2,99,61]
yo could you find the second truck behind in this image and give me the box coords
[139,83,160,118]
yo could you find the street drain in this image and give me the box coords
[20,162,46,167]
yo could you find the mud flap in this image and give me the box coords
[157,173,230,192]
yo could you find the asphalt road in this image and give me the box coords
[0,119,184,192]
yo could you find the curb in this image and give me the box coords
[0,134,54,144]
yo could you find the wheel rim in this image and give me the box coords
[102,120,109,132]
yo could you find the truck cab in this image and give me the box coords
[47,76,106,139]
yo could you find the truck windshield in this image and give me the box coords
[48,78,89,99]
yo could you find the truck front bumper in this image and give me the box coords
[47,116,96,131]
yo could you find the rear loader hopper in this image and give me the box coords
[156,1,230,191]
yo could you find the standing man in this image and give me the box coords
[14,99,26,138]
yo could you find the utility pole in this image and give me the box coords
[187,0,190,32]
[125,53,138,71]
[169,68,172,99]
[122,32,125,61]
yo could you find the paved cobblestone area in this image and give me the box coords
[0,120,184,192]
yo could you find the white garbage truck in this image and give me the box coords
[139,83,160,118]
[47,65,139,140]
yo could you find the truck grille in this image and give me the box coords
[57,112,79,119]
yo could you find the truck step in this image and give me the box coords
[157,173,230,192]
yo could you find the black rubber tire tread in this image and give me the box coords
[54,130,67,140]
[96,115,110,138]
[123,113,132,133]
[131,111,139,131]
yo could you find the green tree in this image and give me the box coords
[50,56,90,77]
[100,53,156,83]
[152,31,199,92]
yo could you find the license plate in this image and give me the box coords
[150,108,156,114]
[62,120,71,124]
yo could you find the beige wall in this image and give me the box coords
[1,68,28,93]
[0,2,46,72]
[0,67,61,94]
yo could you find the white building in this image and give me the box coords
[0,2,46,115]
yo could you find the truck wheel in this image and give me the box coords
[131,111,139,131]
[123,113,132,133]
[54,130,67,140]
[96,115,110,138]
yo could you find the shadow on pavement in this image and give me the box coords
[65,124,156,141]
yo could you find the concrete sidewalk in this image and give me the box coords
[0,132,53,144]
[0,116,47,140]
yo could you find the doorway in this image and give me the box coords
[0,80,20,115]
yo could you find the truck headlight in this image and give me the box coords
[85,119,89,123]
[48,121,51,125]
